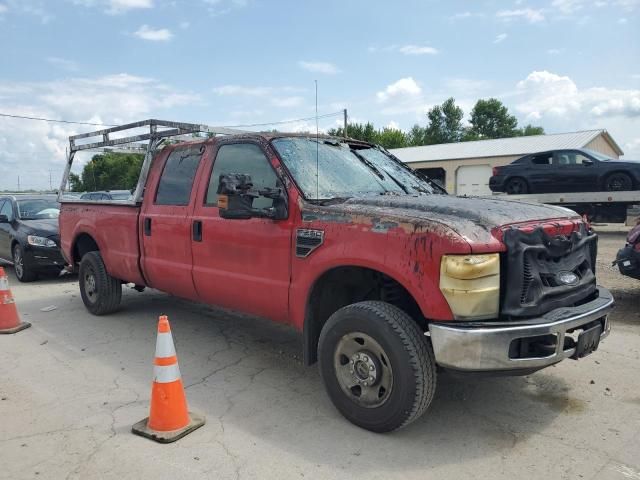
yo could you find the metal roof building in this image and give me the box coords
[390,129,624,195]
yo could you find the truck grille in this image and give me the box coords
[502,223,597,318]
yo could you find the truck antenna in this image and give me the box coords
[315,80,319,202]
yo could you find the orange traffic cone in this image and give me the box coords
[0,267,30,334]
[132,315,205,443]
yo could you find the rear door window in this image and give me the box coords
[531,154,552,165]
[155,145,204,206]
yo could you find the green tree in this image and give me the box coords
[467,98,518,139]
[406,124,427,146]
[69,152,144,192]
[517,124,545,136]
[377,127,408,149]
[424,97,464,145]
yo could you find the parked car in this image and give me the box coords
[490,148,640,194]
[0,195,65,282]
[80,190,133,201]
[614,221,640,280]
[60,130,614,432]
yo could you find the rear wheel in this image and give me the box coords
[604,172,633,192]
[79,251,122,315]
[318,301,436,433]
[13,244,37,283]
[505,177,529,195]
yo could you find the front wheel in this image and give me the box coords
[318,301,436,433]
[79,251,122,315]
[13,244,37,283]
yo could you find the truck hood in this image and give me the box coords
[303,194,580,249]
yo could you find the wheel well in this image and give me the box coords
[10,239,19,253]
[73,234,99,264]
[303,266,424,366]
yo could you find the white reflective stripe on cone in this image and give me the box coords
[155,332,177,358]
[0,278,9,290]
[153,363,181,383]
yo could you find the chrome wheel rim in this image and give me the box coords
[334,332,393,408]
[84,268,98,303]
[13,248,23,278]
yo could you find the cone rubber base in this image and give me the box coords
[0,321,31,335]
[132,412,205,443]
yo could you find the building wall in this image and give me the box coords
[584,136,620,159]
[411,155,521,193]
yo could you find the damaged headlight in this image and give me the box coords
[440,254,500,320]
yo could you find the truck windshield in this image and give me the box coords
[272,137,439,200]
[17,199,60,220]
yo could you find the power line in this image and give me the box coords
[0,113,117,127]
[220,111,343,128]
[0,110,345,130]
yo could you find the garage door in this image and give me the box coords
[456,165,492,196]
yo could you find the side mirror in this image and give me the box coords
[583,159,594,166]
[0,214,8,223]
[217,173,288,220]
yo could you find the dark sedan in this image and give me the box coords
[0,195,66,282]
[489,148,640,194]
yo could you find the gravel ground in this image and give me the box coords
[0,226,638,480]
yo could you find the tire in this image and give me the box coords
[604,172,633,192]
[13,244,37,283]
[79,251,122,315]
[505,177,529,195]
[318,301,436,433]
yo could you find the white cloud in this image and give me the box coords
[376,77,422,103]
[298,61,340,75]
[496,8,545,23]
[552,0,585,13]
[202,0,247,17]
[398,45,439,55]
[107,0,152,13]
[212,84,306,109]
[547,48,563,54]
[618,16,628,22]
[134,25,173,41]
[515,70,640,119]
[270,96,304,108]
[493,33,508,44]
[0,3,7,14]
[386,120,400,130]
[0,73,199,190]
[46,56,79,71]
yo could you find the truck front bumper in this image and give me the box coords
[428,286,614,373]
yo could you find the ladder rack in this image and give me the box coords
[59,119,248,205]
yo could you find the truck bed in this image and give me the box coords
[59,202,145,285]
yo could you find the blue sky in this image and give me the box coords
[0,0,639,190]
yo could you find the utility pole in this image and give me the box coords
[343,109,348,139]
[17,175,20,192]
[49,170,53,191]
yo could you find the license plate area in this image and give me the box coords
[571,324,602,359]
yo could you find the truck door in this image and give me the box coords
[140,144,208,300]
[553,150,599,191]
[190,140,292,323]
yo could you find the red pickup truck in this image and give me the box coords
[59,123,614,432]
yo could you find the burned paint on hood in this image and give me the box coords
[302,194,580,250]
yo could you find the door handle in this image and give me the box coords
[192,220,202,242]
[144,217,152,236]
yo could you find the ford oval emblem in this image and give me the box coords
[557,271,579,286]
